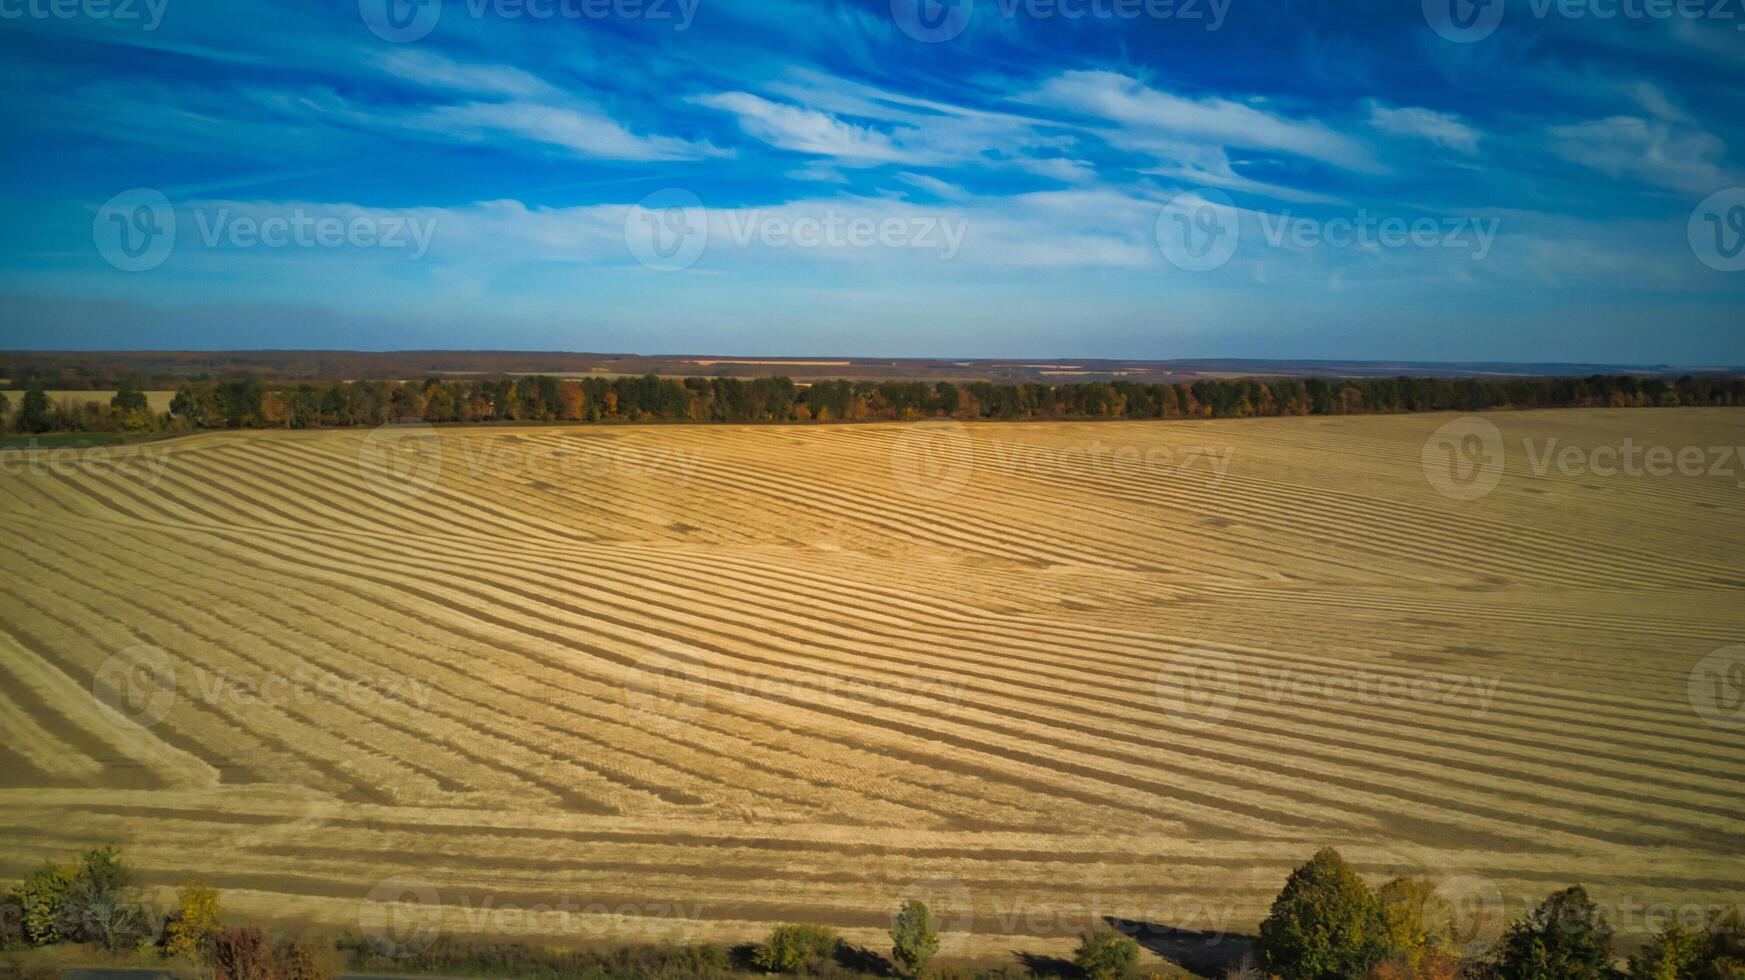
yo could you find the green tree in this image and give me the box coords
[111,384,149,414]
[0,391,11,419]
[1258,848,1386,980]
[890,900,940,977]
[15,862,75,945]
[754,923,838,973]
[16,386,52,434]
[1073,927,1140,980]
[1631,923,1708,980]
[1490,886,1618,980]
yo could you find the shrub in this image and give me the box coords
[1375,877,1455,974]
[1630,909,1745,980]
[272,936,332,980]
[1257,848,1386,980]
[166,879,223,961]
[1073,928,1141,980]
[891,900,940,977]
[755,923,839,973]
[1630,923,1707,980]
[15,862,75,945]
[0,892,24,950]
[212,926,279,980]
[1488,886,1617,980]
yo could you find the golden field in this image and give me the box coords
[0,409,1741,964]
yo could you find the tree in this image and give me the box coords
[1489,886,1618,980]
[16,861,75,945]
[0,391,11,419]
[166,880,222,961]
[111,383,149,414]
[15,846,145,951]
[1376,877,1455,974]
[16,386,52,434]
[1258,848,1385,980]
[1073,927,1140,980]
[211,926,279,980]
[1630,923,1707,980]
[1630,909,1745,980]
[754,923,838,973]
[890,900,939,977]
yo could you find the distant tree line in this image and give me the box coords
[7,373,1744,435]
[6,843,1742,980]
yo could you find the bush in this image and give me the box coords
[1487,886,1616,980]
[1630,923,1707,980]
[212,926,280,980]
[1073,928,1140,980]
[166,879,223,961]
[891,900,940,977]
[1258,848,1385,980]
[272,936,332,980]
[755,924,839,974]
[15,863,75,946]
[1375,877,1455,975]
[335,933,734,979]
[1630,909,1745,980]
[0,893,23,950]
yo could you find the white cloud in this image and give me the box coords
[1546,115,1731,193]
[1367,105,1480,154]
[406,101,726,162]
[373,50,558,101]
[694,91,921,165]
[1026,71,1381,174]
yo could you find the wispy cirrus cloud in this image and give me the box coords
[1367,104,1481,154]
[1024,70,1382,175]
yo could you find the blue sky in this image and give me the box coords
[0,0,1741,362]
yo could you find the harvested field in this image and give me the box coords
[0,409,1741,963]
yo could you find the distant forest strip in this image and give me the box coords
[6,372,1745,434]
